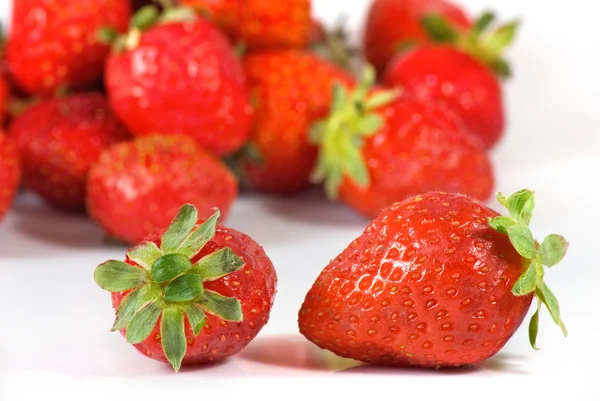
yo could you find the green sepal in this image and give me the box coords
[191,248,245,282]
[496,192,508,206]
[539,234,569,267]
[311,19,357,73]
[185,304,207,336]
[164,274,205,302]
[488,216,516,235]
[161,307,187,372]
[161,204,198,254]
[537,282,568,337]
[131,5,160,31]
[506,189,535,225]
[421,14,460,43]
[111,285,154,331]
[158,6,198,25]
[507,225,536,259]
[199,291,243,322]
[512,263,537,296]
[177,209,220,259]
[94,260,148,292]
[127,242,163,270]
[126,301,162,344]
[472,11,496,38]
[483,20,520,55]
[151,253,193,283]
[97,27,119,45]
[529,301,541,351]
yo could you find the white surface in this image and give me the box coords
[1,0,599,400]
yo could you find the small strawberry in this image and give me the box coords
[311,68,493,218]
[87,134,238,245]
[94,204,277,371]
[182,0,312,51]
[103,4,252,157]
[364,0,471,75]
[382,13,519,149]
[9,93,130,210]
[0,133,21,221]
[6,0,131,96]
[299,190,568,368]
[235,51,354,194]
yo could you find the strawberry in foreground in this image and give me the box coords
[0,133,21,221]
[0,28,9,126]
[311,67,493,218]
[6,0,131,96]
[299,190,568,367]
[87,134,237,245]
[94,204,277,371]
[236,51,354,194]
[364,0,471,75]
[9,93,130,210]
[382,12,519,149]
[103,4,251,156]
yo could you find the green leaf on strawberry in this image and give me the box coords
[93,204,246,372]
[488,189,569,349]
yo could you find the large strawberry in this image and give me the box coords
[235,51,354,194]
[104,4,251,157]
[94,204,277,371]
[182,0,312,51]
[364,0,471,75]
[0,29,9,127]
[299,190,568,367]
[311,68,493,218]
[87,134,238,245]
[6,0,131,96]
[0,133,21,221]
[9,93,130,210]
[382,13,519,149]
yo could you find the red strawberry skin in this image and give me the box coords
[241,51,354,193]
[0,133,21,220]
[105,18,252,157]
[112,223,277,365]
[0,72,9,126]
[87,134,238,245]
[7,0,131,96]
[9,93,130,209]
[299,192,532,368]
[364,0,470,74]
[383,47,505,149]
[340,98,493,218]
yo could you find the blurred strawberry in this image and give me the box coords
[311,68,494,218]
[104,4,251,157]
[6,0,131,96]
[364,0,470,75]
[0,132,20,221]
[0,27,9,126]
[236,51,354,194]
[87,134,238,245]
[9,93,130,210]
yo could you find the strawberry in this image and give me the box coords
[9,93,130,210]
[233,51,354,194]
[182,0,312,51]
[87,134,238,245]
[0,25,11,126]
[299,190,569,368]
[94,204,277,371]
[311,69,493,218]
[382,13,519,149]
[6,0,131,96]
[0,133,21,221]
[364,0,471,75]
[103,4,252,157]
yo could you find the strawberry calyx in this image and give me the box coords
[488,190,569,350]
[310,66,400,199]
[99,3,197,52]
[311,19,358,74]
[94,205,245,372]
[421,11,520,78]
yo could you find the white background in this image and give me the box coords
[1,0,599,400]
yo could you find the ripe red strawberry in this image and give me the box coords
[6,0,131,96]
[104,4,251,157]
[87,134,238,245]
[0,133,21,221]
[364,0,470,75]
[94,204,277,371]
[311,69,493,218]
[182,0,312,51]
[9,93,130,210]
[382,14,519,149]
[299,190,569,367]
[235,51,354,194]
[0,73,8,126]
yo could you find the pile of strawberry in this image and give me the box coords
[0,0,570,373]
